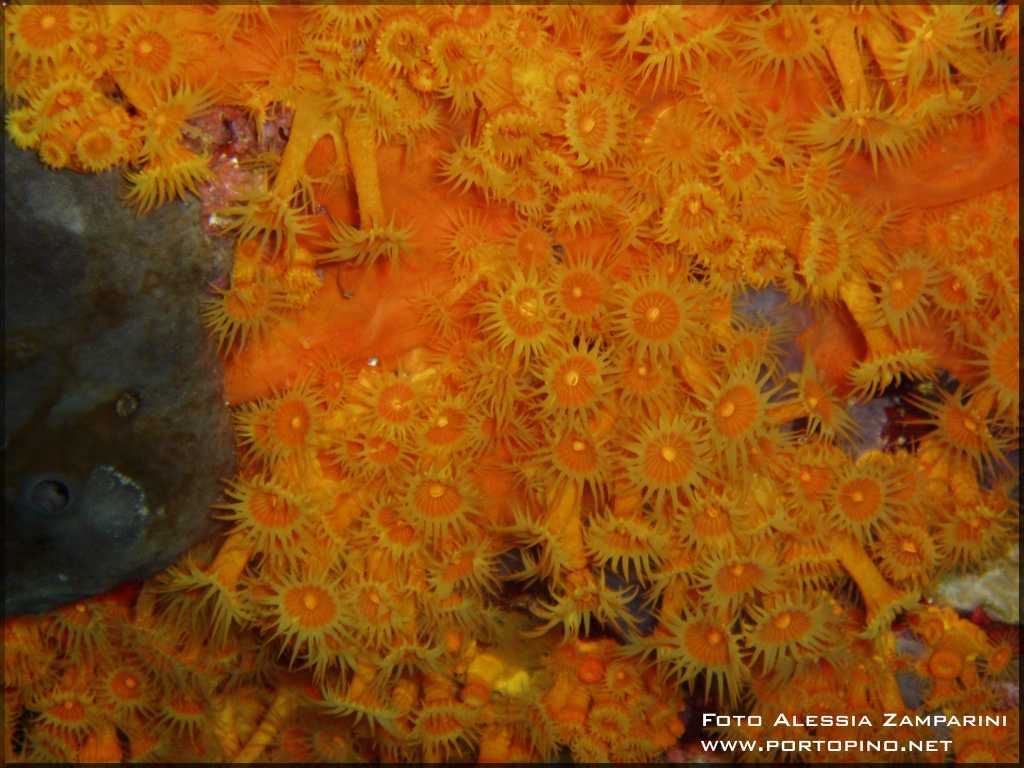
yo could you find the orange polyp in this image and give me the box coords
[272,400,311,446]
[838,478,882,523]
[927,648,963,680]
[250,490,298,529]
[577,657,605,684]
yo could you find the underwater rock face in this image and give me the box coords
[933,543,1021,624]
[3,138,235,616]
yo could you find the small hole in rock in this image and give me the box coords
[31,479,71,514]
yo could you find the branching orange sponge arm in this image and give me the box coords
[831,533,914,636]
[272,93,335,203]
[230,687,300,763]
[767,400,807,426]
[875,655,908,713]
[79,721,121,763]
[849,633,908,713]
[821,16,869,111]
[676,351,716,399]
[211,692,243,757]
[210,528,255,591]
[547,480,588,573]
[840,276,899,357]
[839,275,882,332]
[134,586,159,627]
[858,20,904,87]
[3,689,20,763]
[345,113,385,229]
[213,695,240,758]
[611,478,644,519]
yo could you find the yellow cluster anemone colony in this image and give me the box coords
[4,3,1020,763]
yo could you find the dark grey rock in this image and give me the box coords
[3,138,236,615]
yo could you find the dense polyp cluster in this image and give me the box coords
[4,3,1020,763]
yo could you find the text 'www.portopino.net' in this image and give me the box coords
[701,738,954,757]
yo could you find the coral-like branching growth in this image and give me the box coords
[4,3,1018,763]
